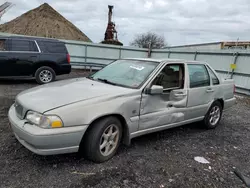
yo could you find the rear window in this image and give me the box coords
[38,41,67,53]
[10,39,38,52]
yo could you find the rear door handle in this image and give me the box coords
[206,88,215,93]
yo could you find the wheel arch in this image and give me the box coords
[209,98,224,110]
[33,61,59,76]
[217,98,224,109]
[203,98,224,129]
[205,98,224,116]
[82,114,131,147]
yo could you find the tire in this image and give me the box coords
[81,116,122,163]
[35,66,56,84]
[203,101,223,129]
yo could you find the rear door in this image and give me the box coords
[8,39,40,76]
[38,41,68,64]
[186,64,213,119]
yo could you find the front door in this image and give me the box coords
[139,63,188,130]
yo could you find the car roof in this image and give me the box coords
[0,36,61,42]
[123,58,205,64]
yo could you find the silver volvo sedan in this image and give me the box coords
[8,58,236,163]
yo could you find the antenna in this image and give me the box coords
[236,37,239,47]
[0,2,14,21]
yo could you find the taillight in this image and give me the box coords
[233,84,236,94]
[67,54,70,64]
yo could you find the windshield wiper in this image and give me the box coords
[86,76,94,80]
[97,78,117,85]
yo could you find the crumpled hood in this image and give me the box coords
[16,77,132,113]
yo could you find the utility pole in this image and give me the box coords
[0,2,14,21]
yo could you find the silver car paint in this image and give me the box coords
[16,77,134,114]
[139,62,188,130]
[8,58,236,155]
[8,104,87,155]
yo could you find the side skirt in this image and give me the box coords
[130,116,204,139]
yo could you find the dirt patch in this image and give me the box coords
[0,3,91,42]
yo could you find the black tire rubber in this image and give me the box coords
[203,101,223,129]
[34,66,56,84]
[80,116,122,163]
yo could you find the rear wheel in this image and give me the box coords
[80,116,122,163]
[35,66,56,84]
[203,101,222,129]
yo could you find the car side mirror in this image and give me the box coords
[146,85,163,95]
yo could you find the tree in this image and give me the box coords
[130,32,166,49]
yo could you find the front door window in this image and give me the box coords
[152,64,184,92]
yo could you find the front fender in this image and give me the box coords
[45,94,141,134]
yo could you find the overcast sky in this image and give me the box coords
[1,0,250,46]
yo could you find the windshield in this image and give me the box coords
[90,59,158,88]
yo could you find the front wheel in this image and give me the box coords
[203,101,222,129]
[35,66,56,84]
[80,116,122,163]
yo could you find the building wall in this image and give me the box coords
[166,41,250,51]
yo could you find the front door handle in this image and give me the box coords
[206,88,215,93]
[174,93,187,97]
[167,103,173,108]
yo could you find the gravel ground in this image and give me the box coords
[0,70,250,188]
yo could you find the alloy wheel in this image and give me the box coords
[39,70,53,83]
[209,106,221,126]
[99,124,119,156]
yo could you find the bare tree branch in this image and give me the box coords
[130,32,167,49]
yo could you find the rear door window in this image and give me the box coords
[38,41,67,53]
[188,64,210,88]
[207,66,220,85]
[10,39,38,52]
[29,41,39,52]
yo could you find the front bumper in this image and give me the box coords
[8,104,88,155]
